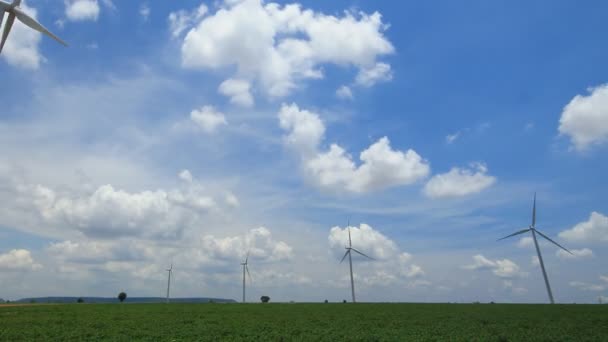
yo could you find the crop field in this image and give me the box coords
[1,303,607,341]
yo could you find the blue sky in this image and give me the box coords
[0,0,607,303]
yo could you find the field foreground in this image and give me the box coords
[1,303,607,341]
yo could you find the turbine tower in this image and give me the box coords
[339,220,373,303]
[241,252,251,303]
[498,193,572,304]
[165,263,173,303]
[1,0,68,54]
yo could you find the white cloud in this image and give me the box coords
[463,254,523,279]
[600,275,608,283]
[329,223,399,260]
[178,169,193,183]
[558,212,608,243]
[168,4,208,38]
[190,106,228,133]
[556,248,593,260]
[19,173,222,239]
[445,132,460,144]
[175,0,394,100]
[0,2,43,69]
[0,249,42,271]
[424,163,496,198]
[355,62,393,87]
[518,236,533,248]
[218,79,254,107]
[65,0,100,21]
[569,281,605,292]
[279,103,429,193]
[559,84,608,151]
[336,85,353,100]
[139,3,151,21]
[202,227,293,262]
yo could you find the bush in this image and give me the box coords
[343,300,347,303]
[118,292,127,303]
[324,299,328,303]
[260,296,270,303]
[77,297,84,303]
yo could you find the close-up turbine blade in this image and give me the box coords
[0,12,15,53]
[13,8,67,47]
[339,250,350,263]
[246,266,252,282]
[532,193,537,227]
[535,229,573,255]
[497,228,530,241]
[351,248,374,260]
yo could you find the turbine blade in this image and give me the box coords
[245,250,249,264]
[532,193,537,227]
[339,250,350,264]
[535,229,573,255]
[1,12,15,53]
[497,228,530,241]
[13,8,67,47]
[351,247,374,260]
[246,265,252,283]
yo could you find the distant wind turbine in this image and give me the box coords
[498,193,572,304]
[339,220,373,303]
[241,252,251,303]
[0,0,67,54]
[166,263,173,303]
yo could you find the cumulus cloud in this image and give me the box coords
[174,0,394,101]
[218,79,254,107]
[17,172,224,239]
[0,249,42,271]
[355,62,393,87]
[47,239,150,264]
[139,3,151,21]
[556,248,593,260]
[65,0,100,21]
[424,163,496,198]
[518,236,533,248]
[279,103,429,193]
[559,84,608,151]
[558,212,608,243]
[168,3,208,38]
[202,227,293,262]
[463,254,523,278]
[0,2,43,69]
[190,106,228,133]
[336,85,353,100]
[569,281,605,292]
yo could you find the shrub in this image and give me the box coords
[77,297,84,303]
[118,292,127,303]
[260,296,270,303]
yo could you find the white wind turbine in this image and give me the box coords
[241,252,252,303]
[165,263,173,303]
[339,220,373,303]
[498,193,572,304]
[0,0,67,54]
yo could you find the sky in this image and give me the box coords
[0,0,607,303]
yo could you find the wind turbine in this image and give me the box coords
[165,263,173,303]
[339,220,373,303]
[1,0,67,54]
[241,252,251,303]
[498,193,572,304]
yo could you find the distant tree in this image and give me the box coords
[324,299,328,303]
[260,295,270,303]
[30,299,36,304]
[118,292,127,303]
[342,299,347,303]
[77,297,84,303]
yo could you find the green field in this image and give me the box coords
[1,303,607,341]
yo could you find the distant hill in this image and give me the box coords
[14,297,236,304]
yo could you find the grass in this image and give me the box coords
[1,302,607,341]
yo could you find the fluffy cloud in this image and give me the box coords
[336,85,353,100]
[202,227,293,262]
[190,106,228,133]
[518,236,533,248]
[218,79,254,107]
[569,281,605,292]
[139,3,150,21]
[0,2,43,69]
[47,239,151,264]
[18,172,225,239]
[445,132,460,144]
[558,212,608,243]
[328,223,424,284]
[279,103,429,193]
[65,0,100,21]
[168,4,208,38]
[556,248,593,260]
[424,163,496,198]
[463,255,523,278]
[0,249,42,271]
[559,84,608,151]
[174,0,394,101]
